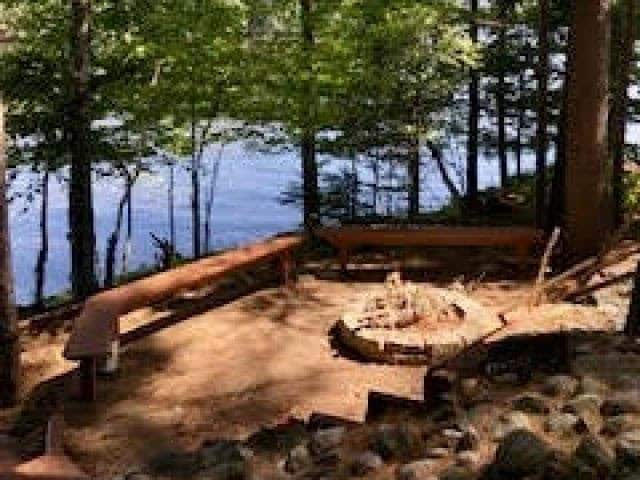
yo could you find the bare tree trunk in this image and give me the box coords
[121,172,133,274]
[428,141,462,201]
[467,0,479,206]
[497,1,508,188]
[35,167,49,308]
[168,160,175,249]
[407,137,420,220]
[626,260,640,336]
[0,94,19,407]
[301,0,319,231]
[191,111,201,258]
[565,0,612,259]
[610,0,635,227]
[516,67,524,180]
[204,145,223,252]
[536,0,550,228]
[69,0,97,300]
[105,173,134,288]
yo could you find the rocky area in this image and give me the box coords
[98,331,640,480]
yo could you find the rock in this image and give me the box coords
[309,427,345,457]
[543,375,579,397]
[284,445,312,474]
[442,428,464,442]
[602,393,640,417]
[616,430,640,468]
[425,447,450,459]
[199,462,250,480]
[491,373,520,385]
[200,440,253,469]
[396,460,437,480]
[563,394,602,431]
[456,425,479,452]
[545,412,588,436]
[602,415,640,436]
[489,430,553,478]
[439,465,474,480]
[456,451,480,469]
[126,475,153,480]
[459,378,489,407]
[148,450,200,477]
[579,376,609,396]
[371,424,414,460]
[570,435,614,480]
[350,451,383,476]
[512,393,550,414]
[491,412,533,441]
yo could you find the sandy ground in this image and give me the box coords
[3,246,635,478]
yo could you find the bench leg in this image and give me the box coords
[279,251,296,287]
[79,359,97,402]
[339,248,350,274]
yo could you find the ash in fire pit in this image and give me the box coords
[336,273,503,365]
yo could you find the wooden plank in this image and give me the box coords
[65,234,303,360]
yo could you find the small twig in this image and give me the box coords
[531,227,561,305]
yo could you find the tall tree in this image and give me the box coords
[69,0,97,299]
[565,0,612,259]
[467,0,479,207]
[610,0,636,227]
[496,0,508,188]
[300,0,320,230]
[536,0,549,227]
[0,90,19,407]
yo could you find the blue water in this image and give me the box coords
[8,139,536,305]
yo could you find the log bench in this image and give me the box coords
[315,226,543,271]
[64,234,304,401]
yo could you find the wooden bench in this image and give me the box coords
[315,226,543,271]
[64,234,304,401]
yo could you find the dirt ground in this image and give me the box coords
[1,246,636,478]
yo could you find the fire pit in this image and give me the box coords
[336,273,504,365]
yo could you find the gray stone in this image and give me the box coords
[570,435,614,480]
[372,424,414,460]
[602,393,640,417]
[439,465,474,480]
[396,460,437,480]
[284,445,312,474]
[425,447,450,459]
[616,430,640,468]
[545,412,587,436]
[579,376,609,396]
[512,393,550,414]
[491,411,533,441]
[490,429,553,478]
[309,427,345,457]
[200,440,252,469]
[456,451,481,469]
[199,462,250,480]
[350,451,383,476]
[602,415,640,436]
[563,394,602,431]
[442,428,464,441]
[543,375,579,397]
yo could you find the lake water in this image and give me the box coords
[8,140,536,305]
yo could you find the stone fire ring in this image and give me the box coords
[336,287,504,366]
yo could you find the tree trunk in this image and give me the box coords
[0,94,20,407]
[35,168,49,308]
[516,67,524,180]
[467,0,479,206]
[407,137,420,220]
[191,114,201,258]
[610,0,635,227]
[536,0,550,228]
[565,0,611,259]
[626,260,640,336]
[428,141,462,201]
[497,1,508,188]
[301,0,319,231]
[69,0,97,300]
[168,160,175,249]
[105,173,133,288]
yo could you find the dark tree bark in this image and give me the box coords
[191,109,201,258]
[626,260,640,336]
[301,0,319,231]
[516,67,525,180]
[0,94,20,407]
[35,168,49,308]
[105,170,136,288]
[168,160,175,249]
[610,0,635,227]
[536,0,550,228]
[407,137,420,220]
[565,0,612,259]
[69,0,97,299]
[428,141,462,201]
[497,0,508,188]
[467,0,479,206]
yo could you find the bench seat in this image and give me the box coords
[64,234,304,400]
[315,226,543,270]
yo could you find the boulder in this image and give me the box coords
[309,427,345,457]
[491,412,533,441]
[545,412,588,436]
[489,429,553,479]
[284,445,312,474]
[371,424,414,460]
[570,435,614,480]
[350,451,383,476]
